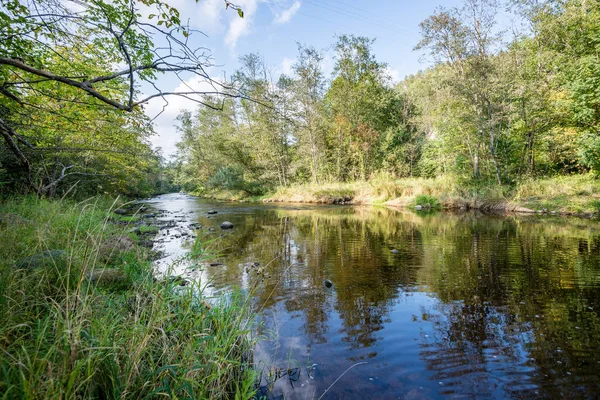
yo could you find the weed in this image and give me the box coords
[413,194,441,210]
[0,196,257,399]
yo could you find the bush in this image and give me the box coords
[413,194,441,210]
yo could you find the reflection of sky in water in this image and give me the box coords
[144,193,600,399]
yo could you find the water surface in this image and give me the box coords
[147,193,600,399]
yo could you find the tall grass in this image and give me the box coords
[0,197,257,399]
[268,174,507,207]
[267,174,600,213]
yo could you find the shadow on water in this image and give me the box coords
[147,194,600,399]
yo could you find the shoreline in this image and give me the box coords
[195,175,600,219]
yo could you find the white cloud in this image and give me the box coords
[280,57,296,76]
[273,1,301,25]
[195,0,226,34]
[385,66,400,85]
[225,0,260,50]
[144,74,224,158]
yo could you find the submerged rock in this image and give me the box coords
[220,221,234,229]
[14,250,66,269]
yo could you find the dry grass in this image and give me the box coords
[265,173,600,214]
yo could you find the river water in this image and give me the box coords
[143,193,600,399]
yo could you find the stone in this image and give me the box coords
[14,250,66,269]
[415,205,423,210]
[391,249,399,254]
[98,236,136,262]
[114,208,128,215]
[0,213,31,226]
[323,279,333,288]
[138,240,154,248]
[220,221,234,229]
[207,210,218,215]
[86,268,128,285]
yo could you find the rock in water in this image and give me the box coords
[391,249,399,254]
[207,210,218,215]
[114,208,129,215]
[14,250,66,269]
[323,279,333,288]
[220,221,234,229]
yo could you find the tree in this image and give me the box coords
[0,0,244,195]
[416,0,505,183]
[291,44,327,184]
[326,35,399,181]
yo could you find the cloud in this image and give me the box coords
[225,0,260,50]
[144,74,224,158]
[384,66,400,84]
[195,0,226,34]
[280,57,296,76]
[273,1,301,25]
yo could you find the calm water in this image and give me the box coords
[146,193,600,399]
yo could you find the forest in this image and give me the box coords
[0,0,599,209]
[172,0,600,211]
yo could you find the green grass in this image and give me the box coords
[514,174,600,213]
[113,214,139,223]
[138,224,159,234]
[412,194,442,210]
[0,196,257,399]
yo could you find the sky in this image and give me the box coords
[143,0,469,158]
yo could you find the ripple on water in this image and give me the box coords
[141,195,600,399]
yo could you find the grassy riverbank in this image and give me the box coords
[262,174,600,215]
[0,197,257,399]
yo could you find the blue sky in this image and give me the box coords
[145,0,478,157]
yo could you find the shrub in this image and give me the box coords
[413,194,441,210]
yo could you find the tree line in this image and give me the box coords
[175,0,600,195]
[0,0,241,197]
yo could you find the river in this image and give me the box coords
[142,193,600,399]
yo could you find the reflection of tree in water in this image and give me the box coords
[205,206,425,350]
[416,216,600,398]
[200,205,600,398]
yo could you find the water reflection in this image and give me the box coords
[150,195,600,399]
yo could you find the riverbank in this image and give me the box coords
[202,174,600,216]
[0,196,257,399]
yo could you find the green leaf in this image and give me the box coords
[237,9,244,18]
